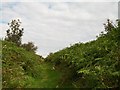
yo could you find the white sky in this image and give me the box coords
[0,1,118,57]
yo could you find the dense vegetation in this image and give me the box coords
[1,19,120,88]
[1,40,64,88]
[46,19,120,88]
[2,40,41,88]
[1,19,72,88]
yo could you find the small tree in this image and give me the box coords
[103,19,114,33]
[22,42,38,52]
[5,19,24,46]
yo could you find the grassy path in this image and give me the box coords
[26,62,62,88]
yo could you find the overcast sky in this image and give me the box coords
[0,1,118,57]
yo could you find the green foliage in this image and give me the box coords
[5,19,24,46]
[46,19,120,88]
[2,19,71,88]
[21,42,38,52]
[1,40,67,88]
[2,19,120,88]
[2,40,42,88]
